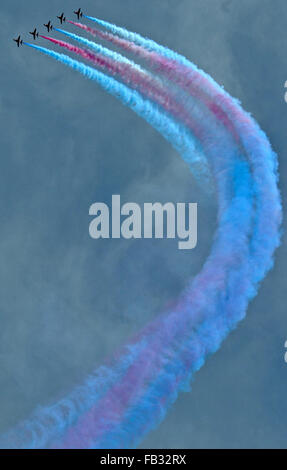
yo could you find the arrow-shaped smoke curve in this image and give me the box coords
[0,17,281,449]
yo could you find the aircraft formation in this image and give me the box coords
[13,8,83,46]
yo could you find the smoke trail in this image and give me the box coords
[1,18,281,448]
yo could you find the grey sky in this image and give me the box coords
[0,0,286,448]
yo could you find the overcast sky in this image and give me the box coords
[0,0,286,448]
